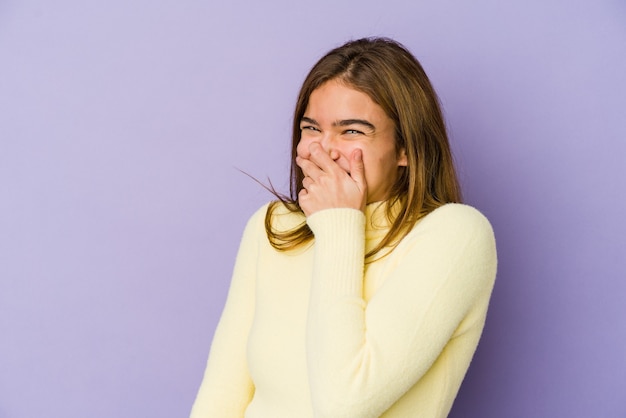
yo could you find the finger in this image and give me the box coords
[349,148,367,192]
[298,189,312,217]
[302,176,314,190]
[308,142,344,175]
[296,156,323,181]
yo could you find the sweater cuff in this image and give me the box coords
[306,208,366,298]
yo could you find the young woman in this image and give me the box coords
[190,37,497,418]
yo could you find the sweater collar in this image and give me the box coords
[364,200,402,253]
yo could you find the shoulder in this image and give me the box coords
[407,203,496,256]
[240,202,270,231]
[401,203,497,282]
[245,200,306,233]
[419,203,493,234]
[248,202,271,223]
[265,200,307,231]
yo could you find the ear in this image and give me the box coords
[397,148,408,167]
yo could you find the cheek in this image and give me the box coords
[361,156,378,181]
[362,153,394,185]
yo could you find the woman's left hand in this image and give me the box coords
[296,142,367,217]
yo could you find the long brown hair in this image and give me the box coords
[266,37,461,259]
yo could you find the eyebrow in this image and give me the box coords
[300,116,376,131]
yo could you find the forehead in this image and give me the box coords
[305,80,385,120]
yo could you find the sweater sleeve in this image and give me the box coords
[305,204,497,418]
[189,205,267,418]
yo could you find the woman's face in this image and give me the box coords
[297,79,407,203]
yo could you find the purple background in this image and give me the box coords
[1,1,625,417]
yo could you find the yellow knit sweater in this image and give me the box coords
[190,201,497,417]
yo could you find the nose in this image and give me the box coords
[317,133,339,160]
[298,131,340,160]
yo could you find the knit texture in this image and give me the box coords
[190,201,497,418]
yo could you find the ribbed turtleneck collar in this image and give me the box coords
[364,200,401,255]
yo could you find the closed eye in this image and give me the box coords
[300,125,320,132]
[344,129,364,135]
